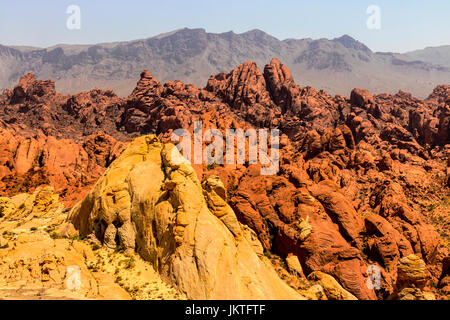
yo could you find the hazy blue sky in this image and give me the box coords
[0,0,449,52]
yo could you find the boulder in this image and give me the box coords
[307,271,358,300]
[69,135,304,300]
[285,254,305,278]
[350,88,374,107]
[397,254,428,289]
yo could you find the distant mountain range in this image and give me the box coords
[0,28,449,98]
[402,45,450,68]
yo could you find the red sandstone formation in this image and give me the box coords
[0,60,448,300]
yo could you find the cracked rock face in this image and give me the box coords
[69,135,303,300]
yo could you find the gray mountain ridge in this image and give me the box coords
[0,28,448,98]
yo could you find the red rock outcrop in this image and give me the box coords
[0,61,448,300]
[263,58,300,112]
[0,73,125,140]
[206,61,281,127]
[0,127,125,206]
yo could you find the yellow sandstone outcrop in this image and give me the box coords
[0,186,64,222]
[0,188,129,300]
[285,254,305,278]
[397,254,428,287]
[0,197,16,218]
[69,135,304,300]
[0,186,182,300]
[307,271,358,300]
[392,254,435,300]
[203,175,243,239]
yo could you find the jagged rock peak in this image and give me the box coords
[69,135,304,300]
[264,58,295,85]
[18,72,37,85]
[131,69,162,98]
[206,60,269,106]
[10,72,56,104]
[263,58,301,110]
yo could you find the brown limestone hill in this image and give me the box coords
[0,59,449,300]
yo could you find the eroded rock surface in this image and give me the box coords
[0,186,185,300]
[69,136,303,300]
[0,60,448,300]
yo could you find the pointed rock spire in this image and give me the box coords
[263,58,301,112]
[131,69,162,98]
